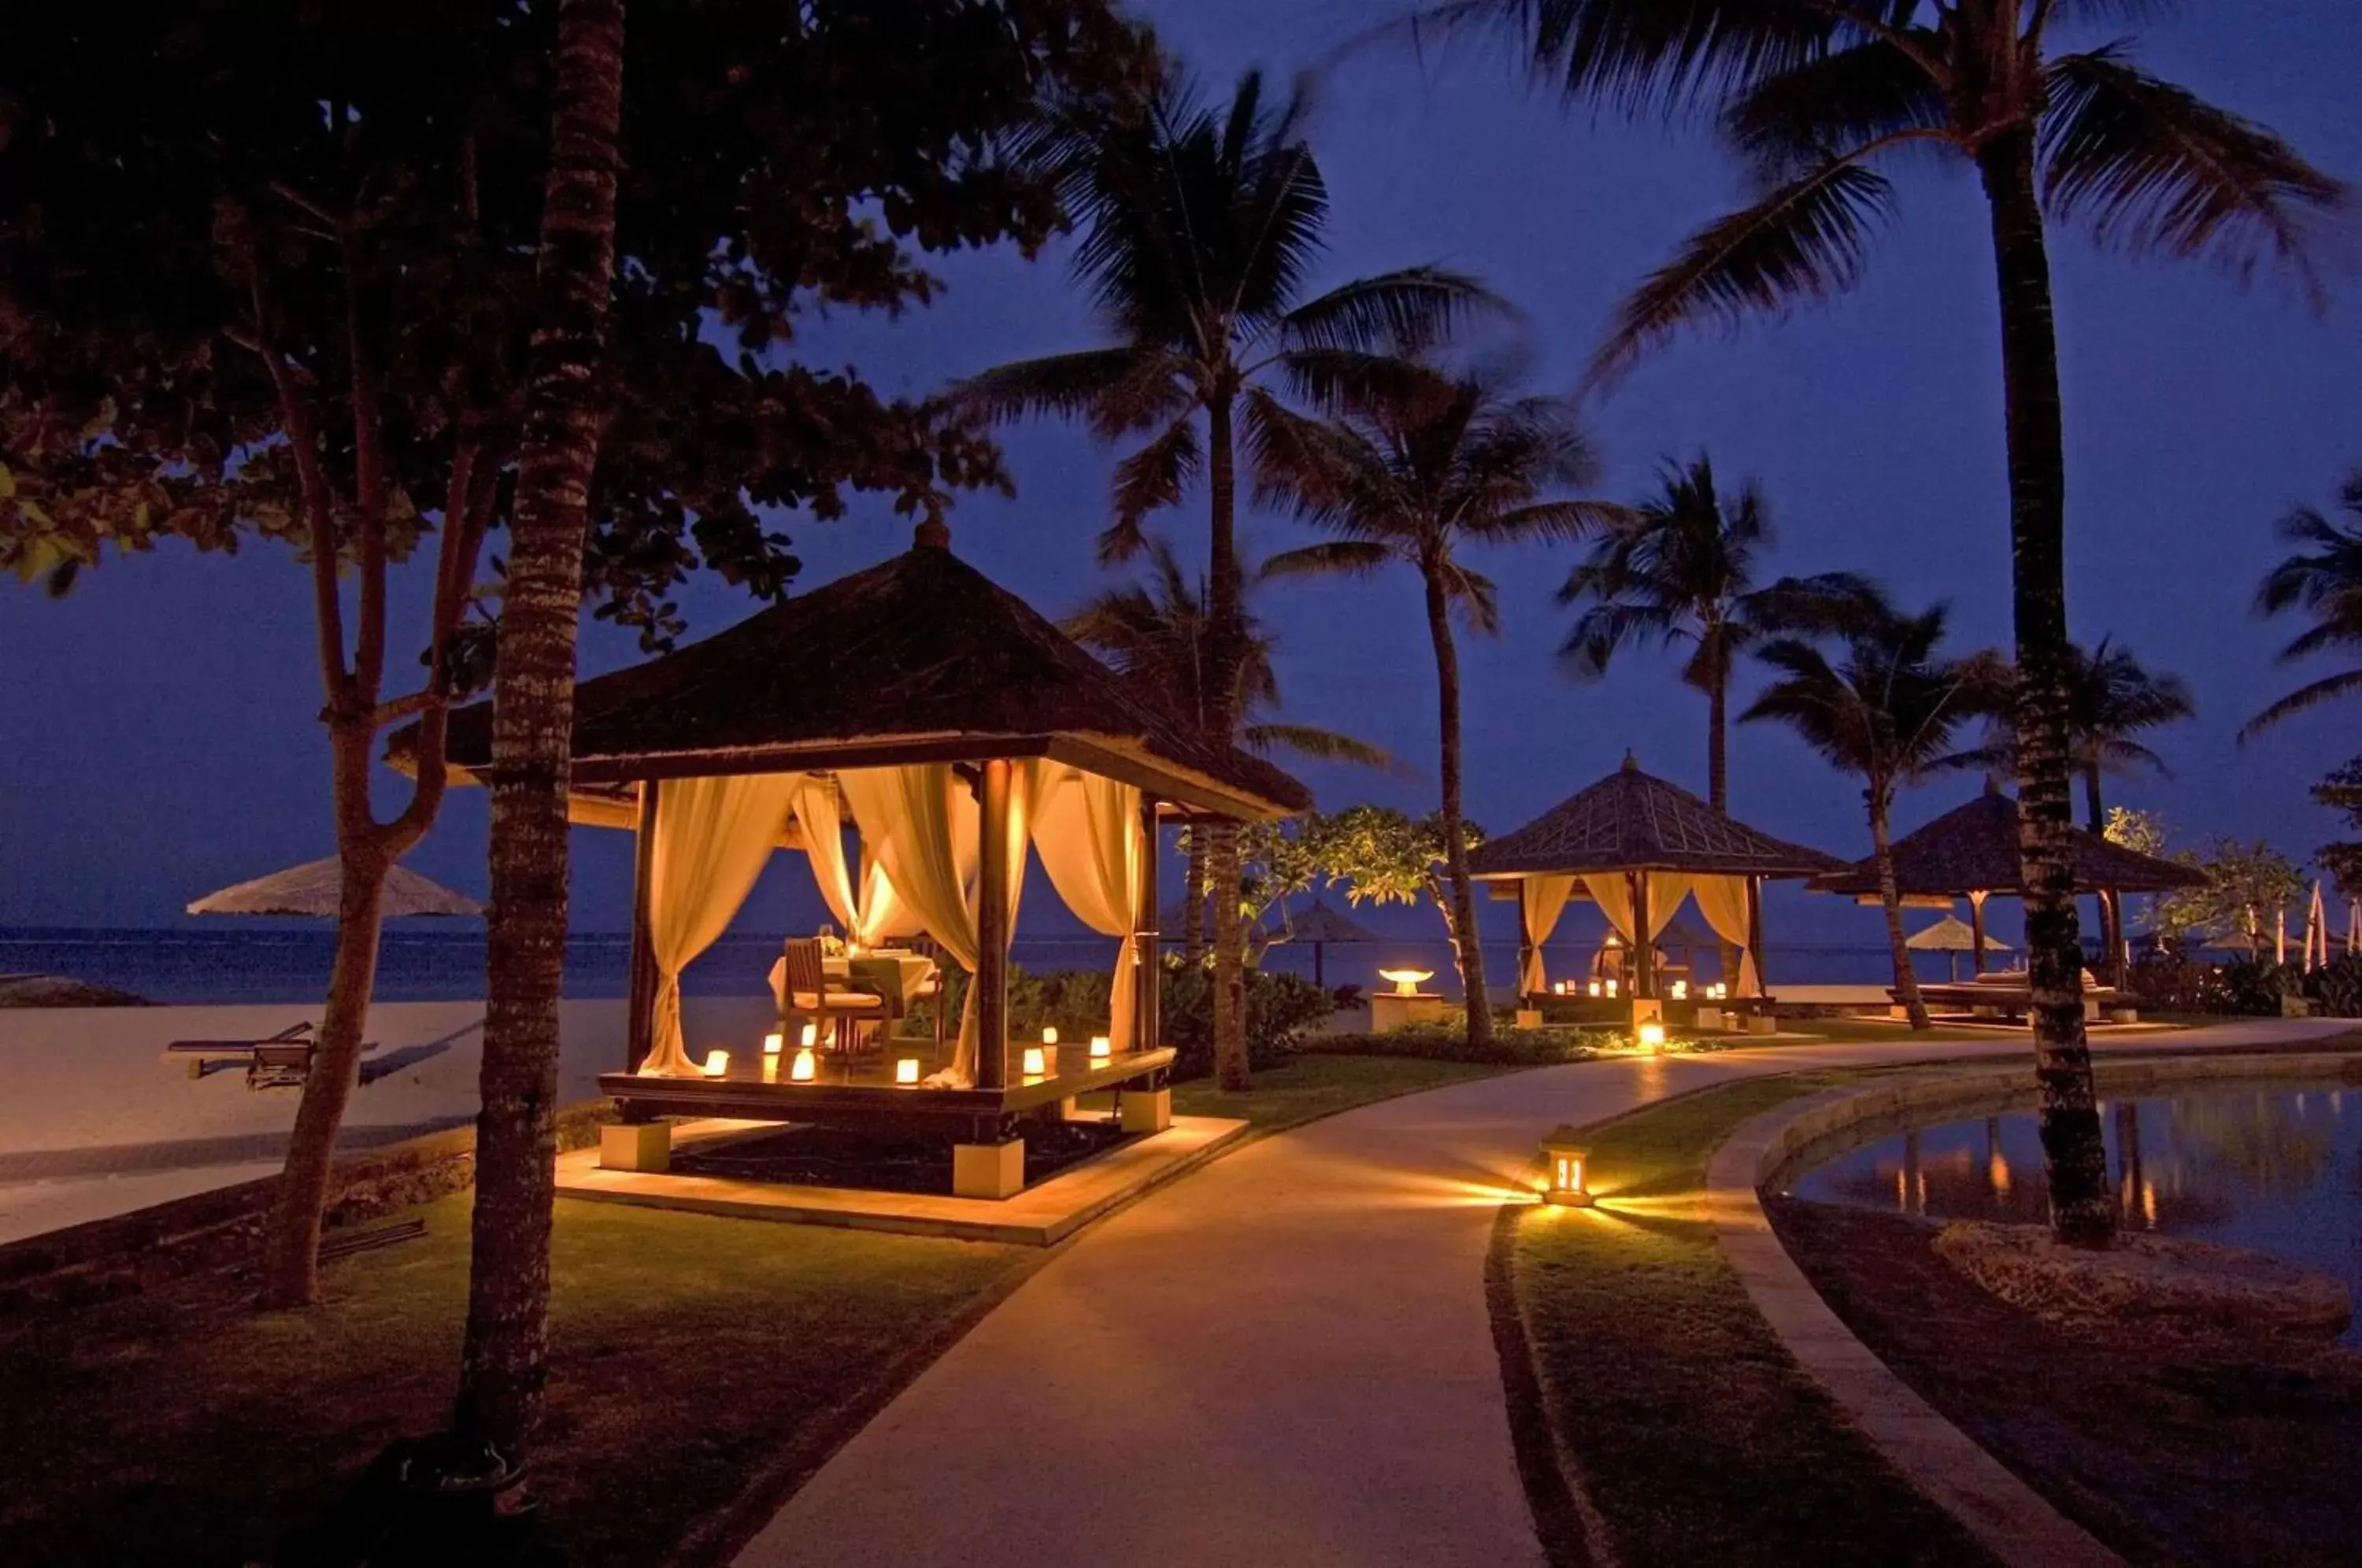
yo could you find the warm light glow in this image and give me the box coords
[1379,967,1435,996]
[1669,981,1688,1000]
[1604,979,1620,998]
[1707,982,1727,1000]
[1090,1035,1112,1060]
[763,1031,784,1056]
[790,1048,816,1082]
[800,1023,818,1049]
[1542,1141,1593,1207]
[702,1048,730,1078]
[1042,1026,1059,1045]
[1586,981,1602,997]
[1637,1022,1668,1052]
[895,1057,920,1085]
[1023,1046,1047,1077]
[761,1055,779,1082]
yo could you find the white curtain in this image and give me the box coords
[1035,764,1145,1049]
[1690,875,1764,997]
[1579,871,1694,988]
[641,773,800,1076]
[787,774,913,949]
[1520,875,1577,996]
[841,763,1035,1086]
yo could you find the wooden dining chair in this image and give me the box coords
[777,937,883,1056]
[909,935,951,1048]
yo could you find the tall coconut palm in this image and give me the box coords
[2244,469,2362,742]
[453,0,625,1464]
[1426,0,2346,1247]
[1253,367,1618,1046]
[1935,637,2194,974]
[1743,587,1988,1033]
[961,68,1501,1090]
[1558,454,1870,811]
[1068,538,1396,958]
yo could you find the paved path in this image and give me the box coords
[735,1021,2347,1568]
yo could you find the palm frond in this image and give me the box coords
[1723,37,1949,182]
[1557,597,1683,679]
[1109,417,1201,542]
[1243,722,1406,774]
[1446,561,1501,634]
[1590,157,1899,389]
[953,346,1166,431]
[1464,498,1634,545]
[1260,541,1396,580]
[2240,669,2362,745]
[2043,46,2349,309]
[1279,267,1513,355]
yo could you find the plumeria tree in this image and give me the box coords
[1420,0,2347,1247]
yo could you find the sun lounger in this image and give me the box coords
[162,1022,378,1086]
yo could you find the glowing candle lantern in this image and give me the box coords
[1586,981,1602,998]
[1022,1046,1048,1077]
[1637,1021,1668,1052]
[1604,978,1620,998]
[799,1023,819,1049]
[1378,968,1434,997]
[1090,1035,1112,1061]
[1542,1138,1594,1207]
[702,1048,731,1078]
[790,1048,816,1082]
[763,1030,784,1056]
[1042,1026,1059,1046]
[761,1054,779,1082]
[895,1057,920,1085]
[1669,980,1688,1001]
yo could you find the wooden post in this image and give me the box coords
[624,778,661,1075]
[974,760,1011,1091]
[1745,876,1766,997]
[1968,889,1990,977]
[1630,871,1655,998]
[2102,887,2127,989]
[1135,795,1161,1053]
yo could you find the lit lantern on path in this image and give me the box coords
[1542,1137,1593,1207]
[1637,1021,1668,1052]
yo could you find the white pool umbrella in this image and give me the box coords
[190,856,485,919]
[2305,881,2329,971]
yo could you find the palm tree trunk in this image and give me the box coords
[257,761,388,1308]
[2085,760,2120,978]
[1183,834,1208,962]
[1709,663,1745,991]
[1873,790,1930,1030]
[453,0,626,1460]
[1423,566,1491,1047]
[1203,392,1248,1090]
[1979,126,2113,1248]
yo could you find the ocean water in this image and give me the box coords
[4,924,1943,1005]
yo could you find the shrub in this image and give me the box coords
[1160,964,1336,1080]
[1305,1023,1742,1067]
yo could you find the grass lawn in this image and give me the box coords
[1776,1015,2036,1048]
[1507,1071,1997,1567]
[0,1050,1514,1566]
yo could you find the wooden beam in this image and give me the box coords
[973,760,1012,1092]
[1969,889,1990,978]
[570,734,1055,787]
[625,779,661,1077]
[1136,794,1162,1052]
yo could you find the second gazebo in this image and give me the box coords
[1467,755,1845,1023]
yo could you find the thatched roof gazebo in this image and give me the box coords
[1466,755,1844,1011]
[1270,897,1376,987]
[1807,786,2203,982]
[400,522,1307,1199]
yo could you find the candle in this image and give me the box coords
[1670,981,1688,1000]
[895,1058,920,1085]
[1605,979,1619,998]
[702,1048,730,1078]
[1042,1026,1059,1046]
[790,1048,816,1082]
[799,1023,818,1049]
[1090,1035,1112,1061]
[763,1030,784,1056]
[761,1054,779,1082]
[1022,1046,1047,1077]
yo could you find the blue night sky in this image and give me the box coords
[3,1,2359,945]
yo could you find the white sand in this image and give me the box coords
[0,994,776,1244]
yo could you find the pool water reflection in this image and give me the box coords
[1790,1084,2362,1344]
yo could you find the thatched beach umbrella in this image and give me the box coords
[1906,913,2012,982]
[1271,898,1376,988]
[190,856,486,919]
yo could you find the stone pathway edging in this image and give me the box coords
[1708,1084,2129,1568]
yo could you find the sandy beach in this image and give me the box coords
[0,993,776,1245]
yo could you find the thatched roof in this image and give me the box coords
[1906,914,2011,953]
[1466,756,1844,879]
[189,858,485,918]
[404,523,1307,820]
[1809,789,2206,898]
[1279,899,1378,945]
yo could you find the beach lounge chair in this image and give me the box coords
[161,1022,377,1087]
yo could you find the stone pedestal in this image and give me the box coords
[1628,997,1664,1030]
[1514,1008,1542,1030]
[600,1121,672,1173]
[953,1139,1026,1200]
[1120,1086,1173,1135]
[1371,992,1451,1033]
[1747,1013,1779,1035]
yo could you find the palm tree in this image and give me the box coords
[453,0,625,1463]
[1558,454,1869,812]
[1253,367,1616,1047]
[1742,587,1987,1032]
[1936,638,2194,974]
[1427,1,2346,1248]
[1067,538,1395,959]
[961,68,1500,1090]
[2245,469,2362,741]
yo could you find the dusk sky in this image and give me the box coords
[4,0,2359,947]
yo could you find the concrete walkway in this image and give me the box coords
[735,1020,2348,1568]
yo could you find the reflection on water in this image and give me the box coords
[1791,1084,2362,1344]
